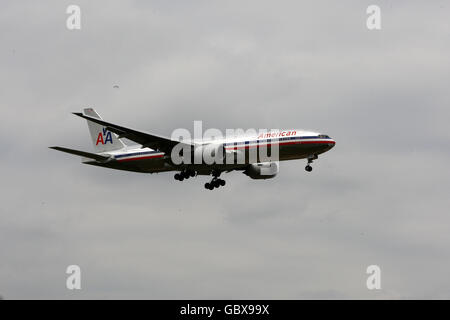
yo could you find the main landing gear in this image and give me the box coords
[204,178,226,190]
[174,169,227,190]
[305,154,318,172]
[174,169,196,181]
[204,170,226,190]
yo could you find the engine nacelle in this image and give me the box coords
[244,162,279,180]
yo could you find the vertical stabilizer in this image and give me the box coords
[83,108,126,152]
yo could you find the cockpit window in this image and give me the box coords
[318,134,330,139]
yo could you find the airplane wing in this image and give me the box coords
[72,113,193,153]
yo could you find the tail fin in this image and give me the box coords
[83,108,126,152]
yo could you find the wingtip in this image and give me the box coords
[72,112,83,116]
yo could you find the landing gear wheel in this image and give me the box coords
[305,165,313,172]
[204,183,213,190]
[219,179,226,186]
[189,171,196,178]
[174,173,183,181]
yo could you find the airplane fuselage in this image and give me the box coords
[86,130,336,175]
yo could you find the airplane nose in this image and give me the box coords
[319,134,335,150]
[328,139,336,149]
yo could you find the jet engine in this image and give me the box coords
[244,162,279,179]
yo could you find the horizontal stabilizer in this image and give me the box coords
[49,146,111,162]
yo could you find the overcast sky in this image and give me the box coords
[1,0,450,299]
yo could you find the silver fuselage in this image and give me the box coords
[85,130,336,175]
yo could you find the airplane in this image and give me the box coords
[50,108,335,190]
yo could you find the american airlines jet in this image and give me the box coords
[50,108,335,190]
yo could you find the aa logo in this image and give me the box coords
[96,128,113,145]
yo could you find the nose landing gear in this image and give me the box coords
[305,154,318,172]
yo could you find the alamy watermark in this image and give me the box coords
[366,5,381,30]
[66,5,81,30]
[169,122,285,171]
[66,265,82,290]
[366,265,381,290]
